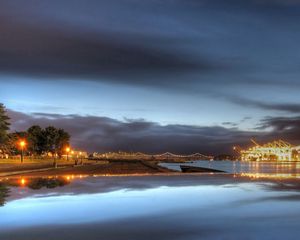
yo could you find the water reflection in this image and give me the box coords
[0,177,70,207]
[161,160,300,177]
[239,172,300,180]
[0,183,9,206]
[5,177,70,190]
[1,175,300,240]
[26,177,69,190]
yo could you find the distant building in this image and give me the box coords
[62,151,88,159]
[240,139,300,161]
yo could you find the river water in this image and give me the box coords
[1,164,300,239]
[160,160,300,177]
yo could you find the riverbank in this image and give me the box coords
[0,159,175,177]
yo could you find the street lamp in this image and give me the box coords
[66,147,70,161]
[19,140,26,163]
[79,151,83,165]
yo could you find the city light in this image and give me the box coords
[239,139,300,161]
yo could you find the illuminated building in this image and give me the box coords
[240,139,300,161]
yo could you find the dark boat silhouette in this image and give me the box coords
[180,165,225,173]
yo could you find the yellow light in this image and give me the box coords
[19,140,26,148]
[71,151,74,154]
[240,139,300,162]
[66,147,70,153]
[20,178,26,186]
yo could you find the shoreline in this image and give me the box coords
[0,159,177,178]
[1,159,300,179]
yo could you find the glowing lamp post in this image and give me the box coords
[79,151,83,165]
[66,147,70,161]
[19,140,26,163]
[20,178,26,186]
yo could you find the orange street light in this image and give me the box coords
[66,147,71,161]
[20,178,26,186]
[20,141,26,148]
[19,140,27,163]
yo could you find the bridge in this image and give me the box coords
[92,151,213,160]
[151,152,212,159]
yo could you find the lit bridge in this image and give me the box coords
[92,151,213,160]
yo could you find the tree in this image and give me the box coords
[27,126,70,157]
[0,183,9,207]
[3,123,71,158]
[7,131,28,155]
[44,126,59,155]
[0,103,10,147]
[55,128,70,157]
[27,125,44,155]
[43,126,70,157]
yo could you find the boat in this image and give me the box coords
[180,165,225,173]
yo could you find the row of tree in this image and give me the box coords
[0,103,10,149]
[0,103,71,157]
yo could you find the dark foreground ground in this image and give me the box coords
[0,159,174,177]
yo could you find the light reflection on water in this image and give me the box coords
[0,175,300,239]
[161,160,300,176]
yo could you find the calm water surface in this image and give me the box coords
[161,160,300,176]
[1,173,300,240]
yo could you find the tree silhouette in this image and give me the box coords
[0,103,10,153]
[0,183,9,207]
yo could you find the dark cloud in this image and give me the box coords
[257,116,300,142]
[239,115,300,145]
[9,109,300,154]
[227,96,300,113]
[1,0,300,92]
[241,117,252,122]
[0,4,220,88]
[8,109,262,155]
[222,122,238,127]
[2,0,300,137]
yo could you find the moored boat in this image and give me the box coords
[180,165,225,173]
